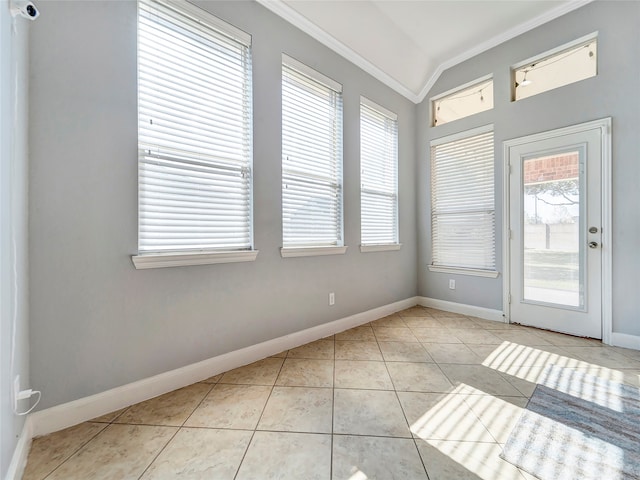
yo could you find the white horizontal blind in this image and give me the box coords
[138,0,253,253]
[360,99,398,245]
[431,129,495,270]
[282,57,343,248]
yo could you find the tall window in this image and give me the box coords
[136,0,253,263]
[281,55,343,252]
[360,97,399,249]
[430,126,496,274]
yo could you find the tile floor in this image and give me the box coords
[22,306,640,479]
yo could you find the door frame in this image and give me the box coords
[502,118,612,343]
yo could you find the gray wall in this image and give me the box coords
[417,1,640,334]
[28,0,417,410]
[0,3,30,476]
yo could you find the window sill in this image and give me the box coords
[360,243,402,253]
[428,265,500,278]
[280,246,348,258]
[132,250,259,269]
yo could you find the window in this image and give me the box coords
[431,76,493,126]
[134,0,254,269]
[360,97,399,251]
[430,126,497,276]
[281,55,345,256]
[513,34,597,101]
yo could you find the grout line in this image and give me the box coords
[330,329,336,480]
[136,382,215,479]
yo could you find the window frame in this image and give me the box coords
[280,54,346,258]
[430,74,493,127]
[429,125,499,278]
[359,96,401,252]
[132,0,256,269]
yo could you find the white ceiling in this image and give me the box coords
[258,0,592,103]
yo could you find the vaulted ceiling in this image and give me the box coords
[258,0,593,103]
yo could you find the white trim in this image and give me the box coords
[132,250,259,269]
[428,266,499,278]
[511,31,598,71]
[259,1,420,102]
[153,0,252,46]
[4,417,33,480]
[502,118,613,343]
[610,333,640,351]
[418,296,504,322]
[360,244,401,253]
[430,124,494,147]
[280,246,347,258]
[417,0,595,102]
[282,53,342,93]
[360,96,397,121]
[28,296,419,438]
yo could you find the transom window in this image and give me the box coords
[431,76,493,126]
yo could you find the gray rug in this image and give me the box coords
[501,364,640,480]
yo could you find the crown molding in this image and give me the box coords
[416,0,594,102]
[256,0,421,103]
[259,0,594,105]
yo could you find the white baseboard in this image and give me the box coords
[417,296,504,322]
[5,417,33,480]
[610,332,640,351]
[29,296,419,438]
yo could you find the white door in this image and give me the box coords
[506,123,605,338]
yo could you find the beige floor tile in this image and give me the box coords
[333,389,410,437]
[416,439,527,480]
[562,346,640,369]
[398,392,495,442]
[398,306,432,317]
[200,373,223,384]
[140,428,251,480]
[386,362,453,393]
[439,364,523,397]
[423,343,483,364]
[449,329,503,345]
[335,341,383,361]
[379,341,433,362]
[287,339,335,359]
[257,386,333,433]
[335,326,376,342]
[499,373,537,398]
[235,431,331,480]
[219,357,284,385]
[269,350,289,358]
[492,330,552,346]
[370,314,407,328]
[469,318,517,330]
[532,329,601,347]
[462,395,528,444]
[22,423,107,480]
[476,342,576,369]
[412,328,463,344]
[46,424,176,480]
[373,327,419,342]
[437,318,482,329]
[276,358,334,387]
[89,408,127,423]
[115,383,211,426]
[332,435,428,479]
[334,360,393,390]
[429,311,468,319]
[184,384,271,429]
[403,316,446,328]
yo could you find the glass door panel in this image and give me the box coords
[522,150,584,308]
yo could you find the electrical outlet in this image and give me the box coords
[449,279,456,290]
[329,292,335,306]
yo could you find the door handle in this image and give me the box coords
[588,241,599,249]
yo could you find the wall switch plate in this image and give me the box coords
[449,279,456,290]
[329,292,335,306]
